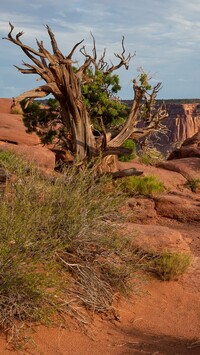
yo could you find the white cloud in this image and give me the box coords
[1,0,200,99]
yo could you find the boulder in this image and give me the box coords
[0,100,55,172]
[182,130,200,147]
[124,223,190,254]
[0,143,55,172]
[157,131,200,180]
[157,157,200,180]
[0,98,13,113]
[154,193,200,222]
[118,160,187,189]
[128,197,158,224]
[0,112,40,146]
[167,130,200,160]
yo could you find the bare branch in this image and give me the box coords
[14,65,36,74]
[90,32,97,62]
[3,23,47,71]
[46,25,64,60]
[76,45,93,76]
[108,83,144,147]
[3,23,46,59]
[97,48,108,72]
[16,31,24,41]
[108,79,168,148]
[104,36,135,74]
[36,40,48,68]
[13,83,57,104]
[66,39,84,59]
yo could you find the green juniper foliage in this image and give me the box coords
[119,139,137,162]
[21,69,129,150]
[82,68,129,130]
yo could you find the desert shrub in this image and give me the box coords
[149,251,192,281]
[119,175,165,196]
[0,150,34,176]
[10,104,23,115]
[119,139,137,162]
[0,151,139,346]
[186,178,200,193]
[139,147,164,166]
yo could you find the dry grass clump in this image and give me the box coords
[0,150,138,347]
[118,175,165,196]
[185,178,200,193]
[139,147,165,166]
[138,250,192,281]
[150,251,192,281]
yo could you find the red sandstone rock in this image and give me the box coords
[0,112,40,145]
[0,98,12,113]
[0,142,55,172]
[167,130,200,160]
[154,103,200,151]
[118,160,187,189]
[157,131,200,179]
[157,157,200,180]
[165,104,200,145]
[0,99,55,171]
[182,130,200,147]
[154,193,200,222]
[124,223,190,253]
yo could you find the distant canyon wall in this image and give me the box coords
[123,100,200,151]
[161,103,200,150]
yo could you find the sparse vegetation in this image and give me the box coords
[119,139,137,162]
[0,150,194,349]
[0,150,139,346]
[139,147,164,166]
[186,178,200,193]
[119,175,165,196]
[147,251,192,281]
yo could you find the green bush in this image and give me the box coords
[119,139,137,162]
[150,251,192,281]
[119,175,165,196]
[186,178,200,192]
[0,151,139,346]
[139,148,164,166]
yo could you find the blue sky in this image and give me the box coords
[1,0,200,99]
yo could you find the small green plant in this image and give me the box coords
[139,148,164,166]
[186,178,200,192]
[119,139,137,162]
[150,251,192,281]
[119,175,165,196]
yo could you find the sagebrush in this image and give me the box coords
[119,175,165,196]
[0,150,138,346]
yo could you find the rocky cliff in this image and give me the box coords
[123,100,200,151]
[161,103,200,150]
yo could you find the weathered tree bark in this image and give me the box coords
[3,23,168,170]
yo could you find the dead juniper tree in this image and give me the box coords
[3,23,168,171]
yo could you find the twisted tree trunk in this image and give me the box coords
[4,23,168,171]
